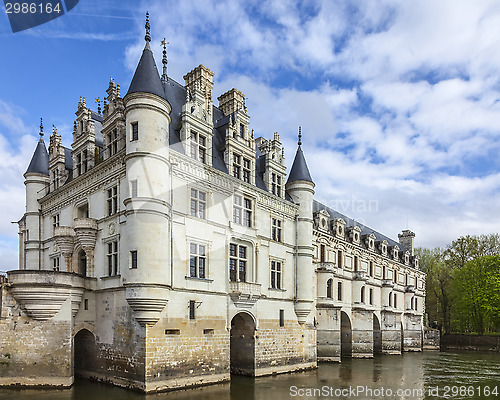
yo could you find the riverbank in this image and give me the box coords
[441,334,500,351]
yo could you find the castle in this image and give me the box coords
[0,14,425,393]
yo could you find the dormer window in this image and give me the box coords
[271,173,282,197]
[243,158,250,183]
[240,123,244,138]
[190,131,206,163]
[233,154,241,179]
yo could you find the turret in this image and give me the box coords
[22,121,49,270]
[285,127,315,324]
[122,12,172,326]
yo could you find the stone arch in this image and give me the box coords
[373,313,382,355]
[74,328,97,378]
[230,312,256,376]
[340,311,352,359]
[326,278,333,298]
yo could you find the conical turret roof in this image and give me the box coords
[127,42,165,99]
[25,138,49,175]
[287,145,313,184]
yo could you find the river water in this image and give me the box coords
[0,351,498,400]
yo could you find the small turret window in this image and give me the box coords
[131,122,139,141]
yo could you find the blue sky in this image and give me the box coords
[1,0,500,270]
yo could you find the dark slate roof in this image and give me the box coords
[286,146,313,184]
[313,199,399,246]
[163,77,187,154]
[127,42,165,99]
[25,138,49,175]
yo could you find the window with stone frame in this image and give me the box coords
[242,158,251,183]
[233,154,241,179]
[52,213,60,234]
[189,243,206,279]
[270,260,282,289]
[271,217,282,242]
[108,128,119,156]
[131,122,139,141]
[190,131,207,163]
[369,288,373,305]
[337,281,343,301]
[190,189,206,219]
[271,173,282,197]
[130,250,138,269]
[107,186,118,216]
[52,256,60,271]
[107,241,118,276]
[229,243,247,282]
[82,150,88,173]
[76,153,82,176]
[326,279,333,298]
[52,169,60,190]
[233,194,252,227]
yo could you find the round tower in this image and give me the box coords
[285,128,315,324]
[23,121,49,270]
[122,13,172,325]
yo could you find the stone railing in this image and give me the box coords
[229,281,261,308]
[8,270,85,320]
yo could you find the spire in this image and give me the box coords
[126,12,165,99]
[26,126,49,175]
[145,11,151,43]
[286,127,313,184]
[161,38,168,82]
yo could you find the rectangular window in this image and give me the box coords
[189,243,206,279]
[271,218,282,242]
[109,129,118,156]
[107,241,118,276]
[82,150,88,173]
[84,298,88,310]
[130,250,138,269]
[369,288,373,305]
[190,132,207,163]
[190,189,206,219]
[270,260,282,289]
[189,300,196,320]
[337,282,342,301]
[131,122,139,141]
[229,243,247,282]
[243,158,250,183]
[338,250,343,268]
[233,154,241,179]
[234,195,253,226]
[76,153,82,176]
[240,123,244,137]
[52,257,60,271]
[279,309,284,327]
[131,180,138,198]
[107,186,118,216]
[394,293,397,308]
[369,261,374,277]
[271,173,282,197]
[52,214,60,234]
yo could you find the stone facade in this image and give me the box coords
[0,16,425,393]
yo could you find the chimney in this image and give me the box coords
[398,230,415,256]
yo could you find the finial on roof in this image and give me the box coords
[96,97,101,114]
[145,12,151,43]
[298,126,302,146]
[161,38,168,82]
[52,125,57,136]
[39,117,43,138]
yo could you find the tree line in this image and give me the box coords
[416,234,500,334]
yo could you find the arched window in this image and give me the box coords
[361,286,365,303]
[326,279,333,298]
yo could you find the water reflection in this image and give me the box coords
[0,352,498,400]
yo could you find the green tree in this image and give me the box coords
[452,255,500,333]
